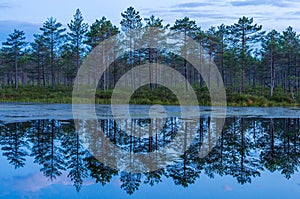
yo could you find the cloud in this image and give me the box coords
[12,172,72,192]
[0,20,41,43]
[0,2,14,9]
[141,0,300,32]
[275,16,300,21]
[223,184,233,191]
[175,2,213,8]
[231,0,269,7]
[291,11,300,15]
[189,13,238,20]
[1,172,95,193]
[169,8,199,13]
[230,0,297,7]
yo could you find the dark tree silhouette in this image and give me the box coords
[0,122,30,168]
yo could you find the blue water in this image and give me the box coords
[0,103,300,198]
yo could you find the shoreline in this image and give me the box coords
[0,100,298,107]
[0,86,299,107]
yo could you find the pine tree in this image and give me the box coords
[2,29,27,89]
[144,15,167,90]
[67,8,88,85]
[40,17,66,89]
[171,17,198,91]
[281,26,300,94]
[227,16,265,93]
[214,24,228,85]
[31,34,47,87]
[120,7,143,89]
[262,30,281,96]
[86,17,119,49]
[86,17,119,90]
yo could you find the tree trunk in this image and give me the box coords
[15,55,18,89]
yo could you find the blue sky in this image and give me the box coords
[1,0,300,42]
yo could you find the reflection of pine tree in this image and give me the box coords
[31,120,66,180]
[281,118,300,179]
[226,118,261,184]
[195,117,223,178]
[166,120,199,187]
[259,118,279,172]
[166,151,200,187]
[85,155,118,185]
[274,118,299,179]
[120,172,141,195]
[143,169,164,186]
[258,118,300,179]
[1,116,300,194]
[166,118,201,187]
[29,120,47,166]
[0,122,30,169]
[200,117,236,178]
[77,119,119,187]
[62,122,88,192]
[196,118,221,178]
[97,117,180,153]
[199,117,262,184]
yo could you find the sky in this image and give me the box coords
[0,0,300,42]
[1,154,300,199]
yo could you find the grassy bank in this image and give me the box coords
[0,86,299,107]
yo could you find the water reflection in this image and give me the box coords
[0,117,299,194]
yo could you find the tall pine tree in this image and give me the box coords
[68,9,88,76]
[171,17,198,91]
[40,17,66,89]
[2,29,27,89]
[227,16,264,93]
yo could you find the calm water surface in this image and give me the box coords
[0,103,300,198]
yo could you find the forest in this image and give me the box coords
[0,7,300,105]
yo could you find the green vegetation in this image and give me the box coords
[0,86,299,107]
[0,86,73,104]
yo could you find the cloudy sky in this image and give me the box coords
[0,0,300,42]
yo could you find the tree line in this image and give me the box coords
[0,7,300,97]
